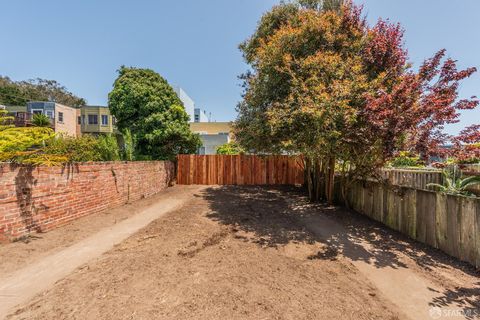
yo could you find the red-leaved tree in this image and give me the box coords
[451,124,480,163]
[363,47,478,162]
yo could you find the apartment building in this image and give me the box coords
[190,122,232,155]
[79,106,114,135]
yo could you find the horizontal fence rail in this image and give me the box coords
[380,168,443,190]
[177,155,304,185]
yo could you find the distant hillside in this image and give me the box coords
[0,76,86,107]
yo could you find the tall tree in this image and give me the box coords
[234,1,477,204]
[108,66,201,160]
[0,76,86,107]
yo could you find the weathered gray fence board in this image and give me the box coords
[338,182,480,269]
[373,184,384,222]
[475,201,480,268]
[406,190,417,239]
[460,198,476,263]
[435,194,448,254]
[416,190,428,244]
[446,195,460,258]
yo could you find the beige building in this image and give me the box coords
[189,122,232,136]
[55,103,79,137]
[189,122,232,155]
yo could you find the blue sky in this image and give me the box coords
[0,0,478,134]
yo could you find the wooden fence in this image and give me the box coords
[380,167,480,195]
[177,154,304,185]
[336,181,480,268]
[380,168,443,190]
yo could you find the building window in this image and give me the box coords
[78,116,81,125]
[88,114,98,125]
[194,115,200,122]
[46,110,54,119]
[101,115,109,126]
[58,112,64,123]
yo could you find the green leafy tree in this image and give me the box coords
[235,1,372,203]
[108,66,201,160]
[0,76,86,107]
[235,1,477,205]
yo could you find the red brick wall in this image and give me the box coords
[0,161,175,240]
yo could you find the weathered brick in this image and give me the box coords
[0,161,174,240]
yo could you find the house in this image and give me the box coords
[26,102,79,137]
[190,122,232,155]
[3,105,31,127]
[79,106,114,135]
[3,105,26,117]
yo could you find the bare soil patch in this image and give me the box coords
[0,186,195,277]
[6,185,479,320]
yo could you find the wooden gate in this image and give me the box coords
[176,154,304,185]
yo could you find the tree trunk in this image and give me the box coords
[326,156,335,205]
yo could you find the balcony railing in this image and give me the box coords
[14,112,54,128]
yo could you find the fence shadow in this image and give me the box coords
[201,185,480,316]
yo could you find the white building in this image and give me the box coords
[173,86,195,122]
[173,86,214,123]
[194,108,211,122]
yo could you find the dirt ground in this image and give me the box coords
[0,186,202,277]
[3,186,480,320]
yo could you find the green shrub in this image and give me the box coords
[216,142,245,155]
[43,135,100,162]
[388,151,424,168]
[96,134,120,161]
[121,129,135,161]
[32,114,51,127]
[0,127,54,153]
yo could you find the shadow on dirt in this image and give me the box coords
[202,185,480,316]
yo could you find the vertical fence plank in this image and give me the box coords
[416,190,427,243]
[446,195,460,258]
[435,193,448,252]
[372,184,383,222]
[424,192,437,248]
[475,200,480,268]
[176,155,305,186]
[405,189,417,239]
[459,197,476,265]
[363,184,373,218]
[385,189,396,230]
